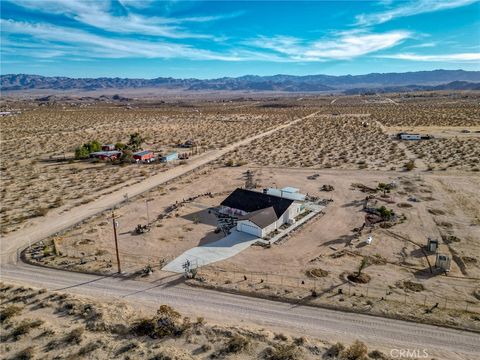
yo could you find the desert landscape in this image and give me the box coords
[0,99,310,235]
[3,282,384,360]
[3,0,480,358]
[2,92,474,335]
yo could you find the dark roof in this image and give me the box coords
[238,206,277,228]
[221,188,294,218]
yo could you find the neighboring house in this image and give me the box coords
[89,150,122,161]
[161,152,178,162]
[133,150,155,163]
[102,144,116,151]
[220,188,306,238]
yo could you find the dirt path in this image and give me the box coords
[0,110,320,259]
[1,263,479,359]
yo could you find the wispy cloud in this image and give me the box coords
[378,53,480,61]
[0,19,244,61]
[11,0,240,39]
[356,0,478,25]
[247,30,411,61]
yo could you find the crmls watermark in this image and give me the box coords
[390,349,429,358]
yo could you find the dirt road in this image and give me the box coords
[0,111,319,258]
[1,263,479,359]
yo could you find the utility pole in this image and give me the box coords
[145,200,150,225]
[145,199,154,225]
[112,211,121,274]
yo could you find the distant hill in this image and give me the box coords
[2,70,480,92]
[344,80,480,94]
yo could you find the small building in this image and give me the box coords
[220,188,306,238]
[133,150,155,163]
[398,133,421,140]
[435,245,451,272]
[161,152,178,162]
[102,144,116,151]
[90,150,122,161]
[426,238,438,252]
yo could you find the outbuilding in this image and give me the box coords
[398,133,421,140]
[90,150,122,161]
[435,245,451,272]
[102,144,116,151]
[133,150,155,163]
[161,152,178,162]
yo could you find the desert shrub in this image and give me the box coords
[274,333,288,341]
[376,206,394,221]
[368,349,389,359]
[64,327,84,344]
[149,354,173,360]
[131,318,156,336]
[224,334,250,353]
[199,343,212,352]
[78,340,102,356]
[264,343,302,360]
[131,305,185,338]
[340,340,368,360]
[32,207,49,217]
[0,305,21,323]
[404,160,415,171]
[12,346,35,360]
[11,319,44,339]
[293,336,306,346]
[225,159,235,167]
[326,342,345,357]
[116,341,139,355]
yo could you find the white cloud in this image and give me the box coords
[378,53,480,61]
[247,30,411,61]
[0,19,244,60]
[356,0,478,25]
[11,0,240,39]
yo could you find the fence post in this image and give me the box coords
[465,302,469,312]
[423,295,427,307]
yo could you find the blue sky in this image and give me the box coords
[1,0,479,78]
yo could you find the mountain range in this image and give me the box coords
[2,70,480,93]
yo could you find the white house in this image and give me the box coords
[220,188,306,238]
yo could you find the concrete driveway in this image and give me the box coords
[162,230,259,272]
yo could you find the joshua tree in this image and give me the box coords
[127,132,145,151]
[357,258,369,277]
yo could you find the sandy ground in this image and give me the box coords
[28,166,480,323]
